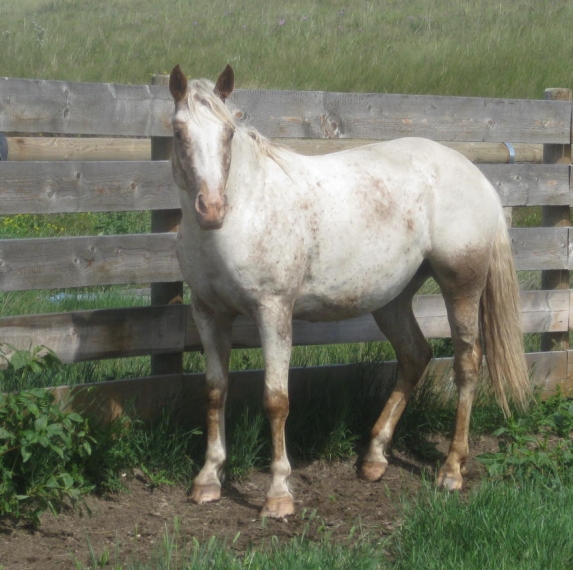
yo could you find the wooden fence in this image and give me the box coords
[0,75,572,419]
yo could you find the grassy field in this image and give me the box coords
[0,0,572,98]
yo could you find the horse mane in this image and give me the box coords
[187,79,290,166]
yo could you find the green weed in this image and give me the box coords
[86,409,201,494]
[115,516,388,570]
[0,388,95,526]
[226,408,267,480]
[477,390,573,487]
[0,343,63,392]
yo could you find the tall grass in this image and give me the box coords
[391,482,573,569]
[0,0,572,98]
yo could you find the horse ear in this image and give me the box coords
[169,64,188,103]
[215,64,234,101]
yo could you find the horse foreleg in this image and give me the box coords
[257,299,294,518]
[188,300,234,504]
[362,296,432,482]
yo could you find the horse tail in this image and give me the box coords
[480,213,531,416]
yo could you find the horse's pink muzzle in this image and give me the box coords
[195,192,228,230]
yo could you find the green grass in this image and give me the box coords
[76,482,573,569]
[391,481,573,569]
[3,357,572,566]
[0,0,572,98]
[91,519,390,570]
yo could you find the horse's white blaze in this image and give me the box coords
[170,65,530,518]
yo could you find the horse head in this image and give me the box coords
[169,64,235,230]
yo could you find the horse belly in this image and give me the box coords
[293,252,423,321]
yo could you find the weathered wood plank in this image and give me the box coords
[212,290,569,349]
[4,136,544,164]
[282,140,544,163]
[52,351,573,424]
[0,161,179,214]
[5,136,150,161]
[0,229,567,291]
[0,233,182,291]
[1,290,568,364]
[0,78,171,137]
[511,227,569,271]
[0,305,185,363]
[1,77,570,143]
[0,161,567,215]
[478,164,570,207]
[231,89,572,143]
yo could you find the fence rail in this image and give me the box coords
[1,77,571,142]
[1,74,572,406]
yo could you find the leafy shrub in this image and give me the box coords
[0,389,95,526]
[0,344,63,392]
[477,390,573,487]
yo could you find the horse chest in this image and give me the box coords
[176,221,307,312]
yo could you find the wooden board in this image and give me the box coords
[0,228,568,291]
[232,89,572,143]
[201,290,570,349]
[478,164,571,207]
[0,233,182,291]
[5,136,151,162]
[5,136,543,164]
[0,78,172,137]
[1,290,568,364]
[0,161,568,215]
[52,351,573,424]
[0,305,185,363]
[1,77,571,143]
[511,227,570,271]
[0,161,180,214]
[282,140,544,163]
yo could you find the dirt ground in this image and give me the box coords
[0,436,496,569]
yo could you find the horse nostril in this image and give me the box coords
[196,194,208,216]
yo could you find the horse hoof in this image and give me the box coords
[188,483,221,504]
[261,496,295,519]
[436,471,463,491]
[359,460,388,482]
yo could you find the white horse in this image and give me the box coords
[169,64,530,518]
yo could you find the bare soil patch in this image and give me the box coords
[0,436,497,569]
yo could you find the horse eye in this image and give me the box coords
[174,130,182,140]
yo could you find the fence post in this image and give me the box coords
[150,74,184,375]
[540,88,572,352]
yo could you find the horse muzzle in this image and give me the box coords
[194,192,228,230]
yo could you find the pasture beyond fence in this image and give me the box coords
[0,74,572,420]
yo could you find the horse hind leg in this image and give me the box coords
[432,266,486,491]
[361,272,433,482]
